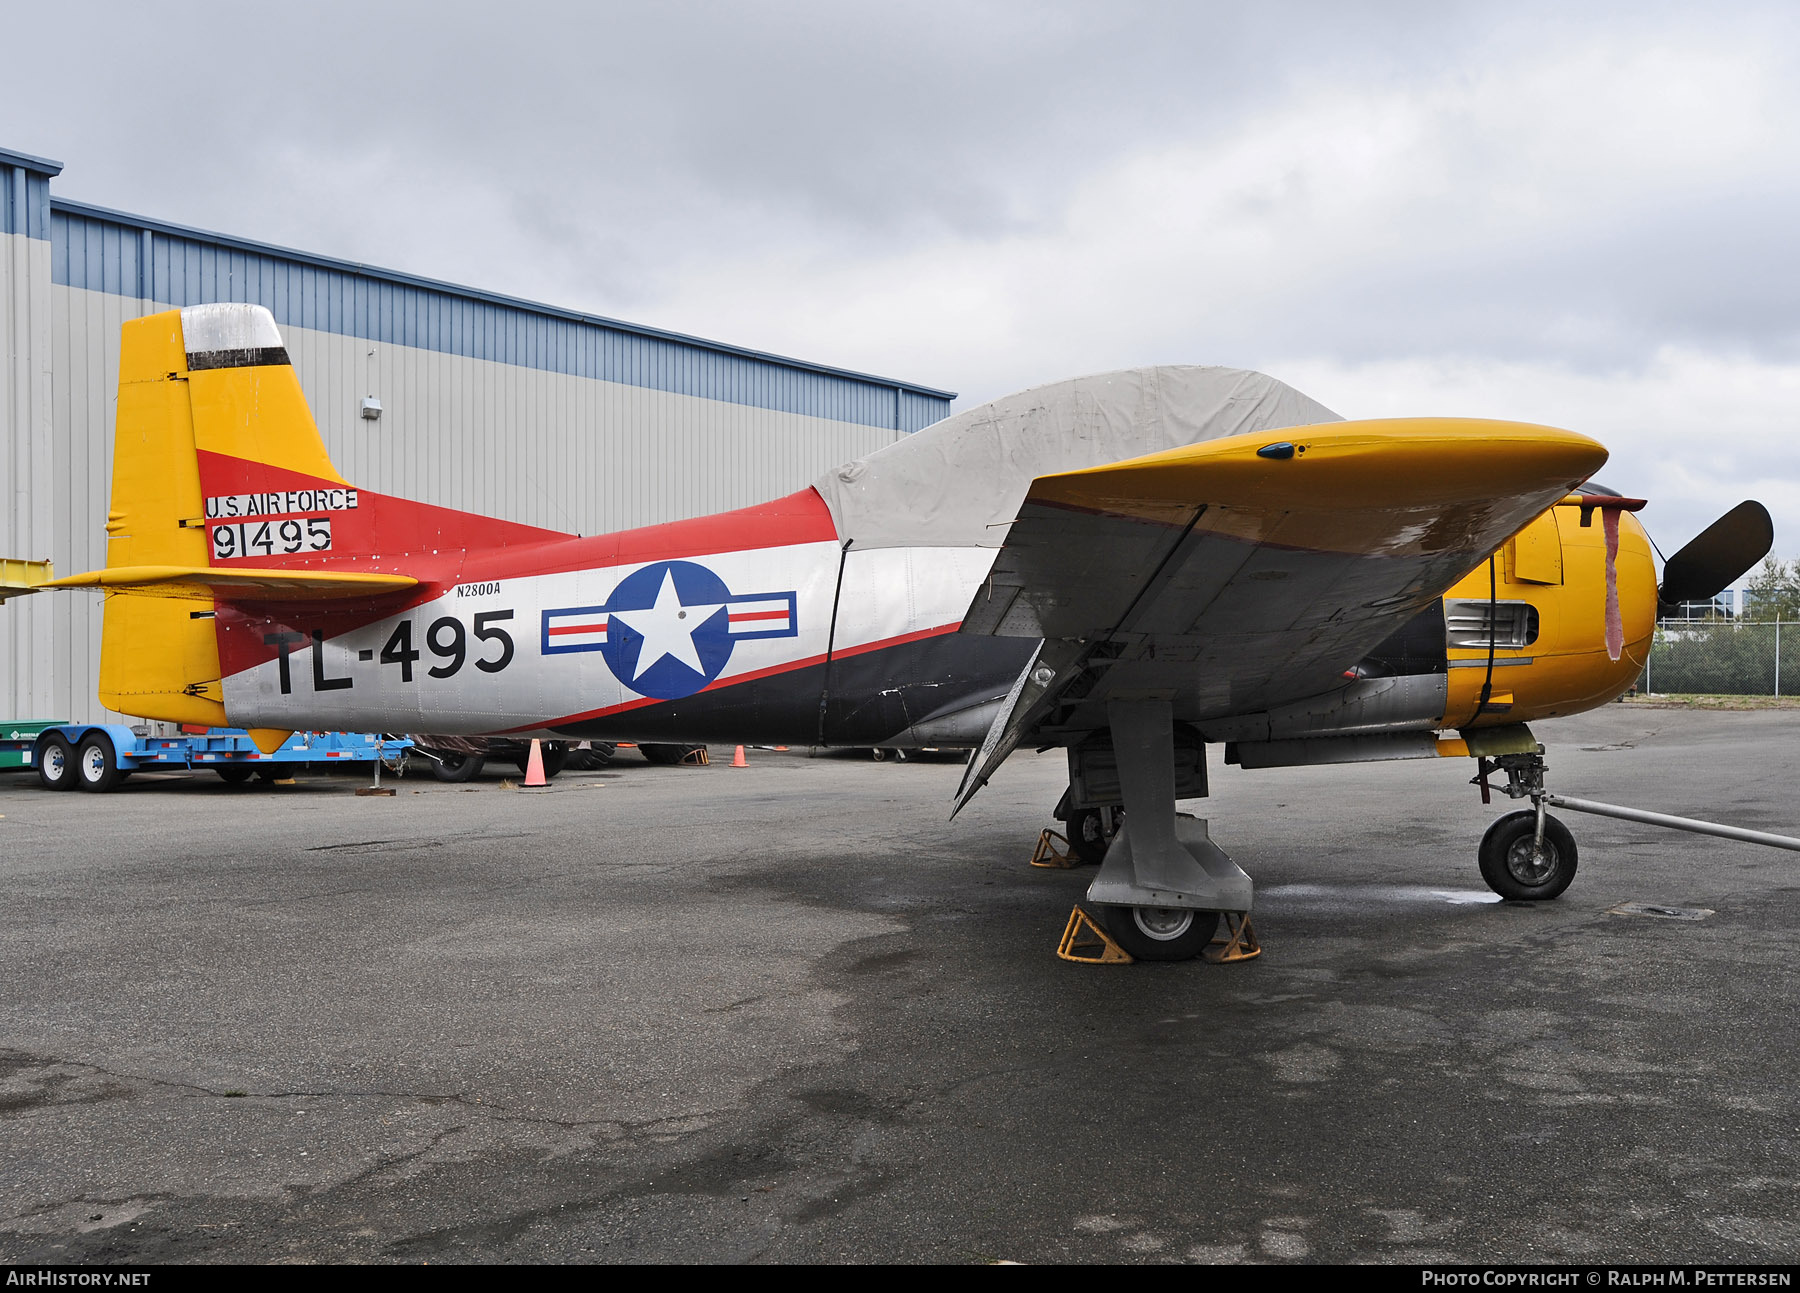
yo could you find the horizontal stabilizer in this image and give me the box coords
[43,565,418,601]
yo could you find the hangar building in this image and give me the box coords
[0,146,954,723]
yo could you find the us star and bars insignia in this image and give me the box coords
[541,559,798,700]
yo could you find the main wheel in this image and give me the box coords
[640,743,706,766]
[1098,905,1221,961]
[216,765,255,786]
[583,742,616,768]
[1065,806,1123,865]
[1479,809,1579,901]
[429,752,485,783]
[37,735,77,791]
[76,733,124,793]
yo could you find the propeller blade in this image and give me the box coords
[1658,501,1774,608]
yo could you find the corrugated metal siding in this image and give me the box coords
[4,229,62,720]
[51,202,955,432]
[44,282,139,724]
[272,311,903,535]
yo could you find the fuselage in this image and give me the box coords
[215,487,1028,747]
[212,485,1655,748]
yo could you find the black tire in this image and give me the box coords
[1066,806,1122,865]
[37,735,77,791]
[1479,809,1578,901]
[640,743,706,766]
[76,733,124,793]
[429,752,485,783]
[583,742,616,769]
[216,765,255,786]
[1098,905,1221,962]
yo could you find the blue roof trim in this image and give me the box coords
[49,198,955,431]
[3,162,56,241]
[0,147,64,177]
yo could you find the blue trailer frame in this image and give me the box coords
[1,724,410,791]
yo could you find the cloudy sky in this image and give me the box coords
[8,1,1798,558]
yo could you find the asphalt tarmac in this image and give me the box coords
[1,705,1796,1265]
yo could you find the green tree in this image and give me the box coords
[1743,558,1800,621]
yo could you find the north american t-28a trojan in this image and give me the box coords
[29,305,1775,959]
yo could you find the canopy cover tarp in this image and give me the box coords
[812,365,1342,551]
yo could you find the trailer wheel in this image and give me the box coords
[37,735,77,791]
[216,765,255,786]
[76,733,125,793]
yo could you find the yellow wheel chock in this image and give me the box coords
[1056,906,1134,964]
[1204,912,1262,963]
[680,746,711,766]
[1031,828,1078,868]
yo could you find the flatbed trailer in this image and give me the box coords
[0,723,409,792]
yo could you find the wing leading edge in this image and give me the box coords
[954,417,1607,810]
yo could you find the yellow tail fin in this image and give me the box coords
[97,310,225,724]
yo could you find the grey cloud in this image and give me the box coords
[7,0,1800,388]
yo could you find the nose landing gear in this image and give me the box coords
[1473,747,1578,900]
[1469,743,1800,899]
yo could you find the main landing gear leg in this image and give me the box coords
[1085,699,1252,961]
[1473,747,1579,901]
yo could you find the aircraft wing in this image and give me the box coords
[953,418,1607,808]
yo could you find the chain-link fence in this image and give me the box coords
[1640,621,1800,695]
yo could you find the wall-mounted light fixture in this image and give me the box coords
[361,397,383,421]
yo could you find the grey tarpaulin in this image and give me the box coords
[811,365,1341,551]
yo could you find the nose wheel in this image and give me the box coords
[1478,808,1579,901]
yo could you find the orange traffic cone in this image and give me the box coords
[524,738,547,786]
[731,745,748,768]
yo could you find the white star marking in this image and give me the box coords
[608,569,726,683]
